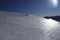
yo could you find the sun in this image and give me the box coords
[49,0,58,7]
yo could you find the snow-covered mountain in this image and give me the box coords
[0,11,60,40]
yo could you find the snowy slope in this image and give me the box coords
[0,12,60,40]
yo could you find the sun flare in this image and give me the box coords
[49,0,58,7]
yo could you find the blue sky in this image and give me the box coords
[0,0,60,16]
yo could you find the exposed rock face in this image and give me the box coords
[44,16,60,22]
[0,12,60,40]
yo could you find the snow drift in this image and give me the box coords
[0,11,60,40]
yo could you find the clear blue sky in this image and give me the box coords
[0,0,60,16]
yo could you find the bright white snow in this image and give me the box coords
[0,12,60,40]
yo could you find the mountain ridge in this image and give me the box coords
[44,15,60,22]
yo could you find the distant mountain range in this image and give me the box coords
[44,16,60,22]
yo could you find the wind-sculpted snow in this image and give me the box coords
[0,13,60,40]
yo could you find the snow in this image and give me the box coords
[0,12,60,40]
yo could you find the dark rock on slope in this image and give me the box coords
[44,16,60,22]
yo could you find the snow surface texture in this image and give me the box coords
[0,11,60,40]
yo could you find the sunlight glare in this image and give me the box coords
[44,19,58,31]
[49,0,58,7]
